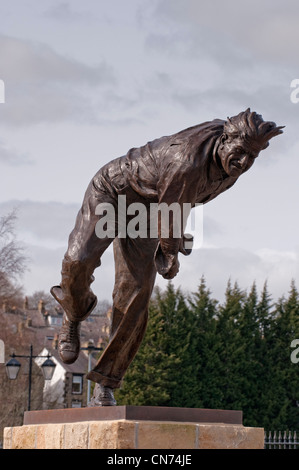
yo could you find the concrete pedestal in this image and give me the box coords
[3,406,264,449]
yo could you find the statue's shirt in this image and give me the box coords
[92,119,238,256]
[93,119,237,207]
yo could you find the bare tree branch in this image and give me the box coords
[0,210,28,303]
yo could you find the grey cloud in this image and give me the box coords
[0,35,114,85]
[156,245,298,303]
[144,29,248,72]
[1,83,99,126]
[0,34,116,126]
[0,198,113,298]
[171,84,290,128]
[0,201,296,304]
[202,216,224,240]
[0,140,32,166]
[20,242,114,302]
[144,0,299,133]
[24,244,66,294]
[22,242,299,306]
[143,25,294,147]
[44,2,86,21]
[0,200,79,246]
[153,0,299,64]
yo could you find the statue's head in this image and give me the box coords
[217,108,284,177]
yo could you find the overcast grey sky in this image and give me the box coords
[0,0,299,303]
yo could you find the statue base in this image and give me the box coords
[3,406,264,449]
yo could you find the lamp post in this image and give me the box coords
[6,345,56,411]
[81,340,103,404]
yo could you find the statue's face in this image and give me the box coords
[218,137,260,177]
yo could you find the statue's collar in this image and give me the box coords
[210,135,228,181]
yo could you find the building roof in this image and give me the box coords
[1,304,110,369]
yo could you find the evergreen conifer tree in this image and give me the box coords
[188,276,221,408]
[216,280,247,411]
[267,281,299,429]
[115,287,180,405]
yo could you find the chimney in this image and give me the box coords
[38,299,45,315]
[52,334,59,350]
[18,321,24,336]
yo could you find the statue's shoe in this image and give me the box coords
[58,316,81,364]
[88,384,117,406]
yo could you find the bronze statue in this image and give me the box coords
[50,108,284,406]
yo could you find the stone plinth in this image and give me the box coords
[3,406,264,449]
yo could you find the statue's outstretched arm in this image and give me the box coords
[155,161,196,279]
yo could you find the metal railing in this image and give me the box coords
[264,430,298,449]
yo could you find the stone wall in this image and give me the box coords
[3,420,264,449]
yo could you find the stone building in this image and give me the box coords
[0,296,110,444]
[35,346,100,409]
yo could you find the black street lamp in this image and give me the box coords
[6,345,56,411]
[40,357,56,381]
[5,355,21,380]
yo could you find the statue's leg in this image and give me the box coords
[87,235,158,404]
[51,181,115,363]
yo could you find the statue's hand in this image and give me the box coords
[154,245,180,279]
[162,254,180,279]
[179,233,194,256]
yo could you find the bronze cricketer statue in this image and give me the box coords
[50,108,284,406]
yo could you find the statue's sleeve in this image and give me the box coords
[156,160,197,256]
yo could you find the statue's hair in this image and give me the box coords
[224,108,284,151]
